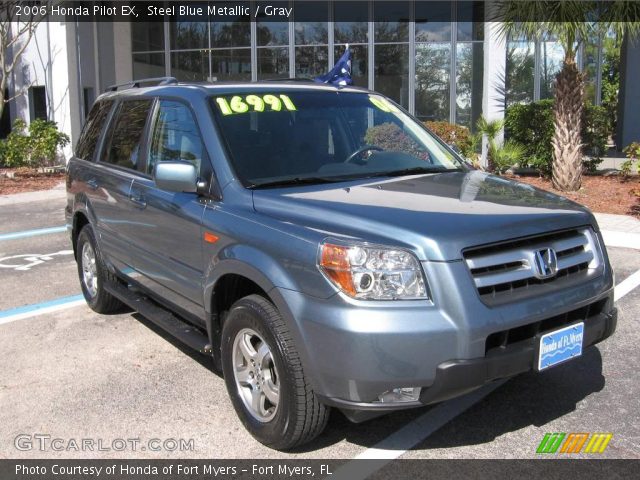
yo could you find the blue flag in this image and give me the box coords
[314,47,353,86]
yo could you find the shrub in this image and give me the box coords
[0,119,30,167]
[0,119,69,168]
[475,116,506,171]
[621,142,640,177]
[28,119,70,167]
[423,121,474,158]
[505,100,612,174]
[491,140,527,174]
[504,99,555,174]
[582,104,610,171]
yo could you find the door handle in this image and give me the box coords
[129,193,147,208]
[86,179,99,190]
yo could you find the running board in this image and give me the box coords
[105,281,212,355]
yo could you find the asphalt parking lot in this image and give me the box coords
[1,195,639,464]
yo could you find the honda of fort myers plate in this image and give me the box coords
[538,322,585,371]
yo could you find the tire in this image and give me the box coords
[221,294,329,450]
[76,225,124,314]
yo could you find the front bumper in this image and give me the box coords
[322,307,616,422]
[275,257,615,420]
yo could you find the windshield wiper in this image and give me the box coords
[247,167,459,188]
[247,176,346,189]
[367,166,459,178]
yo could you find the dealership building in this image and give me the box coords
[4,1,640,159]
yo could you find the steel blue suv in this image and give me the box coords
[66,77,617,450]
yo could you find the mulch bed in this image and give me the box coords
[0,168,65,195]
[508,173,640,218]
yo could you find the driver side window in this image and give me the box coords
[148,100,204,175]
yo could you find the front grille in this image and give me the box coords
[463,228,603,305]
[484,298,608,354]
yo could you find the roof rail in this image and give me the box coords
[105,77,178,92]
[260,77,317,83]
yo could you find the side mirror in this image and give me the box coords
[154,161,198,193]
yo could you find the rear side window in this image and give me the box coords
[75,100,113,161]
[147,100,204,175]
[101,99,153,170]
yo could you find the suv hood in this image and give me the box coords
[252,171,596,261]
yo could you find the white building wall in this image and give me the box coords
[113,22,133,84]
[481,4,507,167]
[7,20,103,160]
[9,21,49,125]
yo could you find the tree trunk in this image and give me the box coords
[551,55,584,191]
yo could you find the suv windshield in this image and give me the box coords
[210,91,464,188]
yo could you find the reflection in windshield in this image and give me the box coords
[210,91,463,187]
[364,122,430,162]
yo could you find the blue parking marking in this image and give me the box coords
[0,226,67,241]
[0,294,84,320]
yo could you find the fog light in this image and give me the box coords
[377,387,421,403]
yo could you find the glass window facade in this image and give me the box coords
[506,39,535,106]
[130,1,489,127]
[257,47,289,79]
[171,50,209,82]
[415,43,450,121]
[505,34,608,107]
[375,44,409,108]
[456,42,484,129]
[540,41,564,100]
[133,52,166,79]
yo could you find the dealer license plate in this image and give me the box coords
[537,322,584,371]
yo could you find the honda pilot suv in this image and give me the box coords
[66,77,617,450]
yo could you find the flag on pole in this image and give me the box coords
[314,45,353,86]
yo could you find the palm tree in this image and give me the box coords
[495,1,640,191]
[476,115,504,170]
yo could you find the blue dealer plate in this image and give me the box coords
[537,322,584,371]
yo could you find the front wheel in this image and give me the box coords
[76,225,124,314]
[221,294,329,450]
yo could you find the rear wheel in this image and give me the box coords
[221,294,329,450]
[76,225,124,314]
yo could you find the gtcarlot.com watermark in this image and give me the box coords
[14,434,195,452]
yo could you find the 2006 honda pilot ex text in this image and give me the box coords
[66,78,617,450]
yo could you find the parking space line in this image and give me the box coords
[0,295,85,326]
[329,380,507,479]
[614,269,640,302]
[332,270,640,476]
[0,226,66,241]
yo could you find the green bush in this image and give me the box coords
[504,99,555,174]
[491,140,527,174]
[621,142,640,176]
[0,119,30,167]
[582,104,609,171]
[0,119,69,168]
[423,121,474,158]
[505,100,612,174]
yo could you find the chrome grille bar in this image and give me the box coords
[464,228,602,301]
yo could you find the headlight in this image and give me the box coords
[318,241,428,300]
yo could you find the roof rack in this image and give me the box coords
[105,77,178,92]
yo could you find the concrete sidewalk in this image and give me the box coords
[0,182,66,206]
[595,213,640,250]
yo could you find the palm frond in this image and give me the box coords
[476,116,504,140]
[493,1,601,55]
